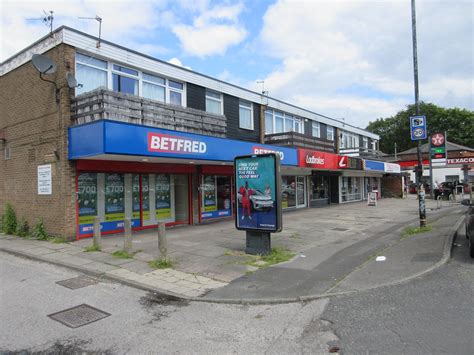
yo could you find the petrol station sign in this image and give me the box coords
[430,132,447,167]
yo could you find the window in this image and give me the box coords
[363,137,368,151]
[340,131,359,149]
[4,146,11,160]
[112,64,138,95]
[312,122,320,138]
[264,109,304,134]
[75,53,107,95]
[205,90,222,115]
[169,80,184,106]
[239,100,253,130]
[327,126,334,141]
[142,73,165,102]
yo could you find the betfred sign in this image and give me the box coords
[253,146,285,160]
[148,133,207,154]
[298,149,339,170]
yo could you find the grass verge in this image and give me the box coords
[244,247,295,269]
[149,257,174,269]
[112,250,133,259]
[401,225,432,239]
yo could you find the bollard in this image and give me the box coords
[93,216,102,250]
[157,222,167,259]
[123,218,132,253]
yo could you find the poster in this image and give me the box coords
[155,174,171,219]
[141,174,150,221]
[235,154,282,232]
[78,173,97,224]
[203,175,217,212]
[132,174,140,219]
[105,173,125,222]
[37,164,52,195]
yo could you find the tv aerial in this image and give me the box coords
[31,54,82,102]
[78,15,103,48]
[26,10,54,35]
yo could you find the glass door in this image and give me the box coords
[296,176,306,207]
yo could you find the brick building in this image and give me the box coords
[1,27,399,239]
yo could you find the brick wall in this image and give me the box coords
[382,176,403,198]
[0,44,77,239]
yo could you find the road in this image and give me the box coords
[1,225,472,354]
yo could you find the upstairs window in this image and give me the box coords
[312,122,320,138]
[75,53,107,96]
[327,126,334,141]
[264,109,304,134]
[169,80,184,106]
[239,100,253,130]
[142,73,165,102]
[205,90,222,115]
[265,110,273,134]
[363,137,369,151]
[112,64,138,95]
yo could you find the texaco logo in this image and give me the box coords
[431,133,445,146]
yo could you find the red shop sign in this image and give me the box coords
[298,149,339,170]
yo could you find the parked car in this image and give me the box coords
[237,189,274,211]
[461,199,474,258]
[435,182,454,200]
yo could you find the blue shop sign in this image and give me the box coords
[365,160,385,171]
[69,120,298,166]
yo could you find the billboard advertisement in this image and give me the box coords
[234,153,282,232]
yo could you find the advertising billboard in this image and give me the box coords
[234,153,282,232]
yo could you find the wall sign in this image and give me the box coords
[298,149,339,170]
[448,157,474,165]
[364,160,385,172]
[37,164,52,195]
[234,153,282,232]
[338,156,363,170]
[384,162,401,173]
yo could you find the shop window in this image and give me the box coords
[311,176,329,200]
[206,90,222,115]
[341,176,363,202]
[281,176,296,209]
[201,175,232,220]
[327,126,334,141]
[77,172,98,227]
[75,53,107,96]
[239,100,253,130]
[312,122,321,138]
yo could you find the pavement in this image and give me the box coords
[0,195,467,303]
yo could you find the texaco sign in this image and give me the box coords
[447,157,474,165]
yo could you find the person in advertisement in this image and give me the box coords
[239,181,253,220]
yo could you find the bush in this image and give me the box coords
[15,218,30,237]
[31,219,50,241]
[2,203,17,235]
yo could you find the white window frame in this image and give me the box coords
[264,109,304,134]
[205,89,223,115]
[327,126,334,141]
[4,146,11,160]
[239,100,254,130]
[363,137,369,151]
[75,53,108,94]
[141,72,166,103]
[168,79,185,107]
[111,63,139,95]
[312,122,320,138]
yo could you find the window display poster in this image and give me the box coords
[78,173,97,224]
[105,173,125,222]
[141,174,150,221]
[203,175,217,212]
[155,174,171,219]
[235,153,282,232]
[132,174,140,219]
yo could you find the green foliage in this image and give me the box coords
[112,250,133,259]
[31,219,50,241]
[15,218,30,237]
[84,244,101,252]
[2,203,17,235]
[244,247,295,268]
[366,102,474,154]
[51,237,68,244]
[401,225,432,238]
[149,258,174,269]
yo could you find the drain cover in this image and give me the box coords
[56,276,98,290]
[48,304,110,328]
[332,227,349,232]
[411,253,439,262]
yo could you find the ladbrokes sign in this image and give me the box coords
[298,149,339,170]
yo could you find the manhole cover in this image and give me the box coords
[56,276,98,290]
[411,253,439,262]
[331,227,349,232]
[48,304,110,328]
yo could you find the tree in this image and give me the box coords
[366,102,474,154]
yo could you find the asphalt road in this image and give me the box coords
[322,226,474,354]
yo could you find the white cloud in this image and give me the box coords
[172,3,247,57]
[256,0,473,128]
[167,57,191,70]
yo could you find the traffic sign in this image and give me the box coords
[410,116,427,140]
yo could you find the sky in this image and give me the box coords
[1,0,473,129]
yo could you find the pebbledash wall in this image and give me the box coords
[1,27,397,240]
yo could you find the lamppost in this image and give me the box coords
[411,0,426,227]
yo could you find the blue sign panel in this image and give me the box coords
[69,120,298,166]
[364,160,385,171]
[410,116,427,141]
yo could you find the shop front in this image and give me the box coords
[280,170,309,209]
[69,120,298,238]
